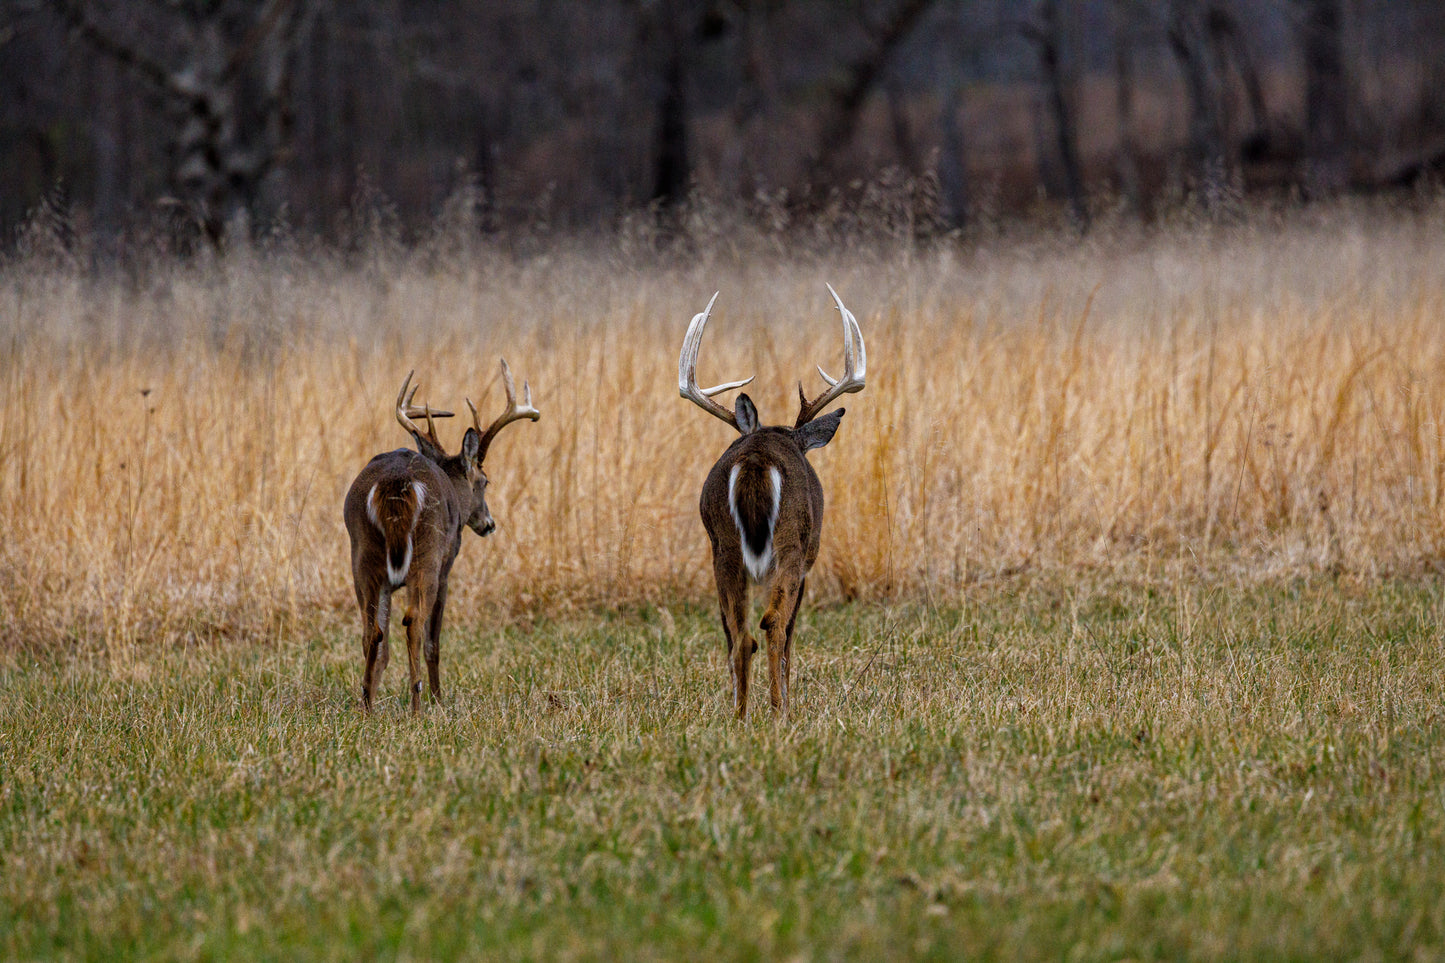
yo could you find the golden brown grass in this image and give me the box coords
[4,203,1445,656]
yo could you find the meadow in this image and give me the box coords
[3,201,1445,958]
[3,584,1443,959]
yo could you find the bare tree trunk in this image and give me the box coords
[719,0,776,196]
[1419,1,1445,139]
[1206,4,1268,153]
[57,0,311,247]
[473,99,501,234]
[805,0,937,187]
[1025,0,1089,231]
[885,67,923,176]
[91,55,121,248]
[626,0,699,218]
[1112,0,1143,215]
[937,81,970,228]
[651,37,690,209]
[1168,0,1228,209]
[1301,0,1348,195]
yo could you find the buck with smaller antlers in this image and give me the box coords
[344,362,539,714]
[679,285,866,718]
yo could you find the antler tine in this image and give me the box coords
[501,357,540,420]
[817,282,865,384]
[395,369,418,427]
[394,369,455,451]
[679,291,754,431]
[476,358,541,462]
[795,283,867,427]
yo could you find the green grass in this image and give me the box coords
[3,578,1445,960]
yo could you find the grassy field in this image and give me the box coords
[4,203,1445,957]
[3,579,1444,960]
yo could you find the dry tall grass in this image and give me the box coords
[4,203,1445,654]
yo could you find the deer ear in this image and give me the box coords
[796,408,844,452]
[734,393,760,434]
[461,427,482,463]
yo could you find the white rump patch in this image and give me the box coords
[729,464,782,583]
[366,483,382,529]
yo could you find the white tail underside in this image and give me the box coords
[367,481,427,588]
[728,464,782,583]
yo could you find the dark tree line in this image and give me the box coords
[3,0,1444,249]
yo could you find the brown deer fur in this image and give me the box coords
[344,441,486,714]
[700,400,844,718]
[679,286,865,719]
[343,366,537,714]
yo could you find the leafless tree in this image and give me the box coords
[1167,0,1230,208]
[2,0,1443,245]
[1111,0,1144,213]
[1022,0,1088,230]
[804,0,938,188]
[55,0,314,245]
[1297,0,1348,194]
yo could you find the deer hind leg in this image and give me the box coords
[425,581,448,704]
[357,575,391,713]
[762,566,806,716]
[403,578,437,716]
[781,576,807,710]
[714,553,754,719]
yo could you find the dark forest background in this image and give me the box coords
[3,0,1444,250]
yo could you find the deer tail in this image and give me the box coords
[728,457,782,582]
[366,478,427,587]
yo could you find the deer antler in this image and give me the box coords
[395,370,455,453]
[795,283,866,427]
[470,358,540,462]
[679,291,755,432]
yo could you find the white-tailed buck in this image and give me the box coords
[679,285,866,718]
[344,362,539,714]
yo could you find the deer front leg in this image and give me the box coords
[762,566,806,716]
[714,552,754,719]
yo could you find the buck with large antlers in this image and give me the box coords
[344,362,539,714]
[680,284,866,719]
